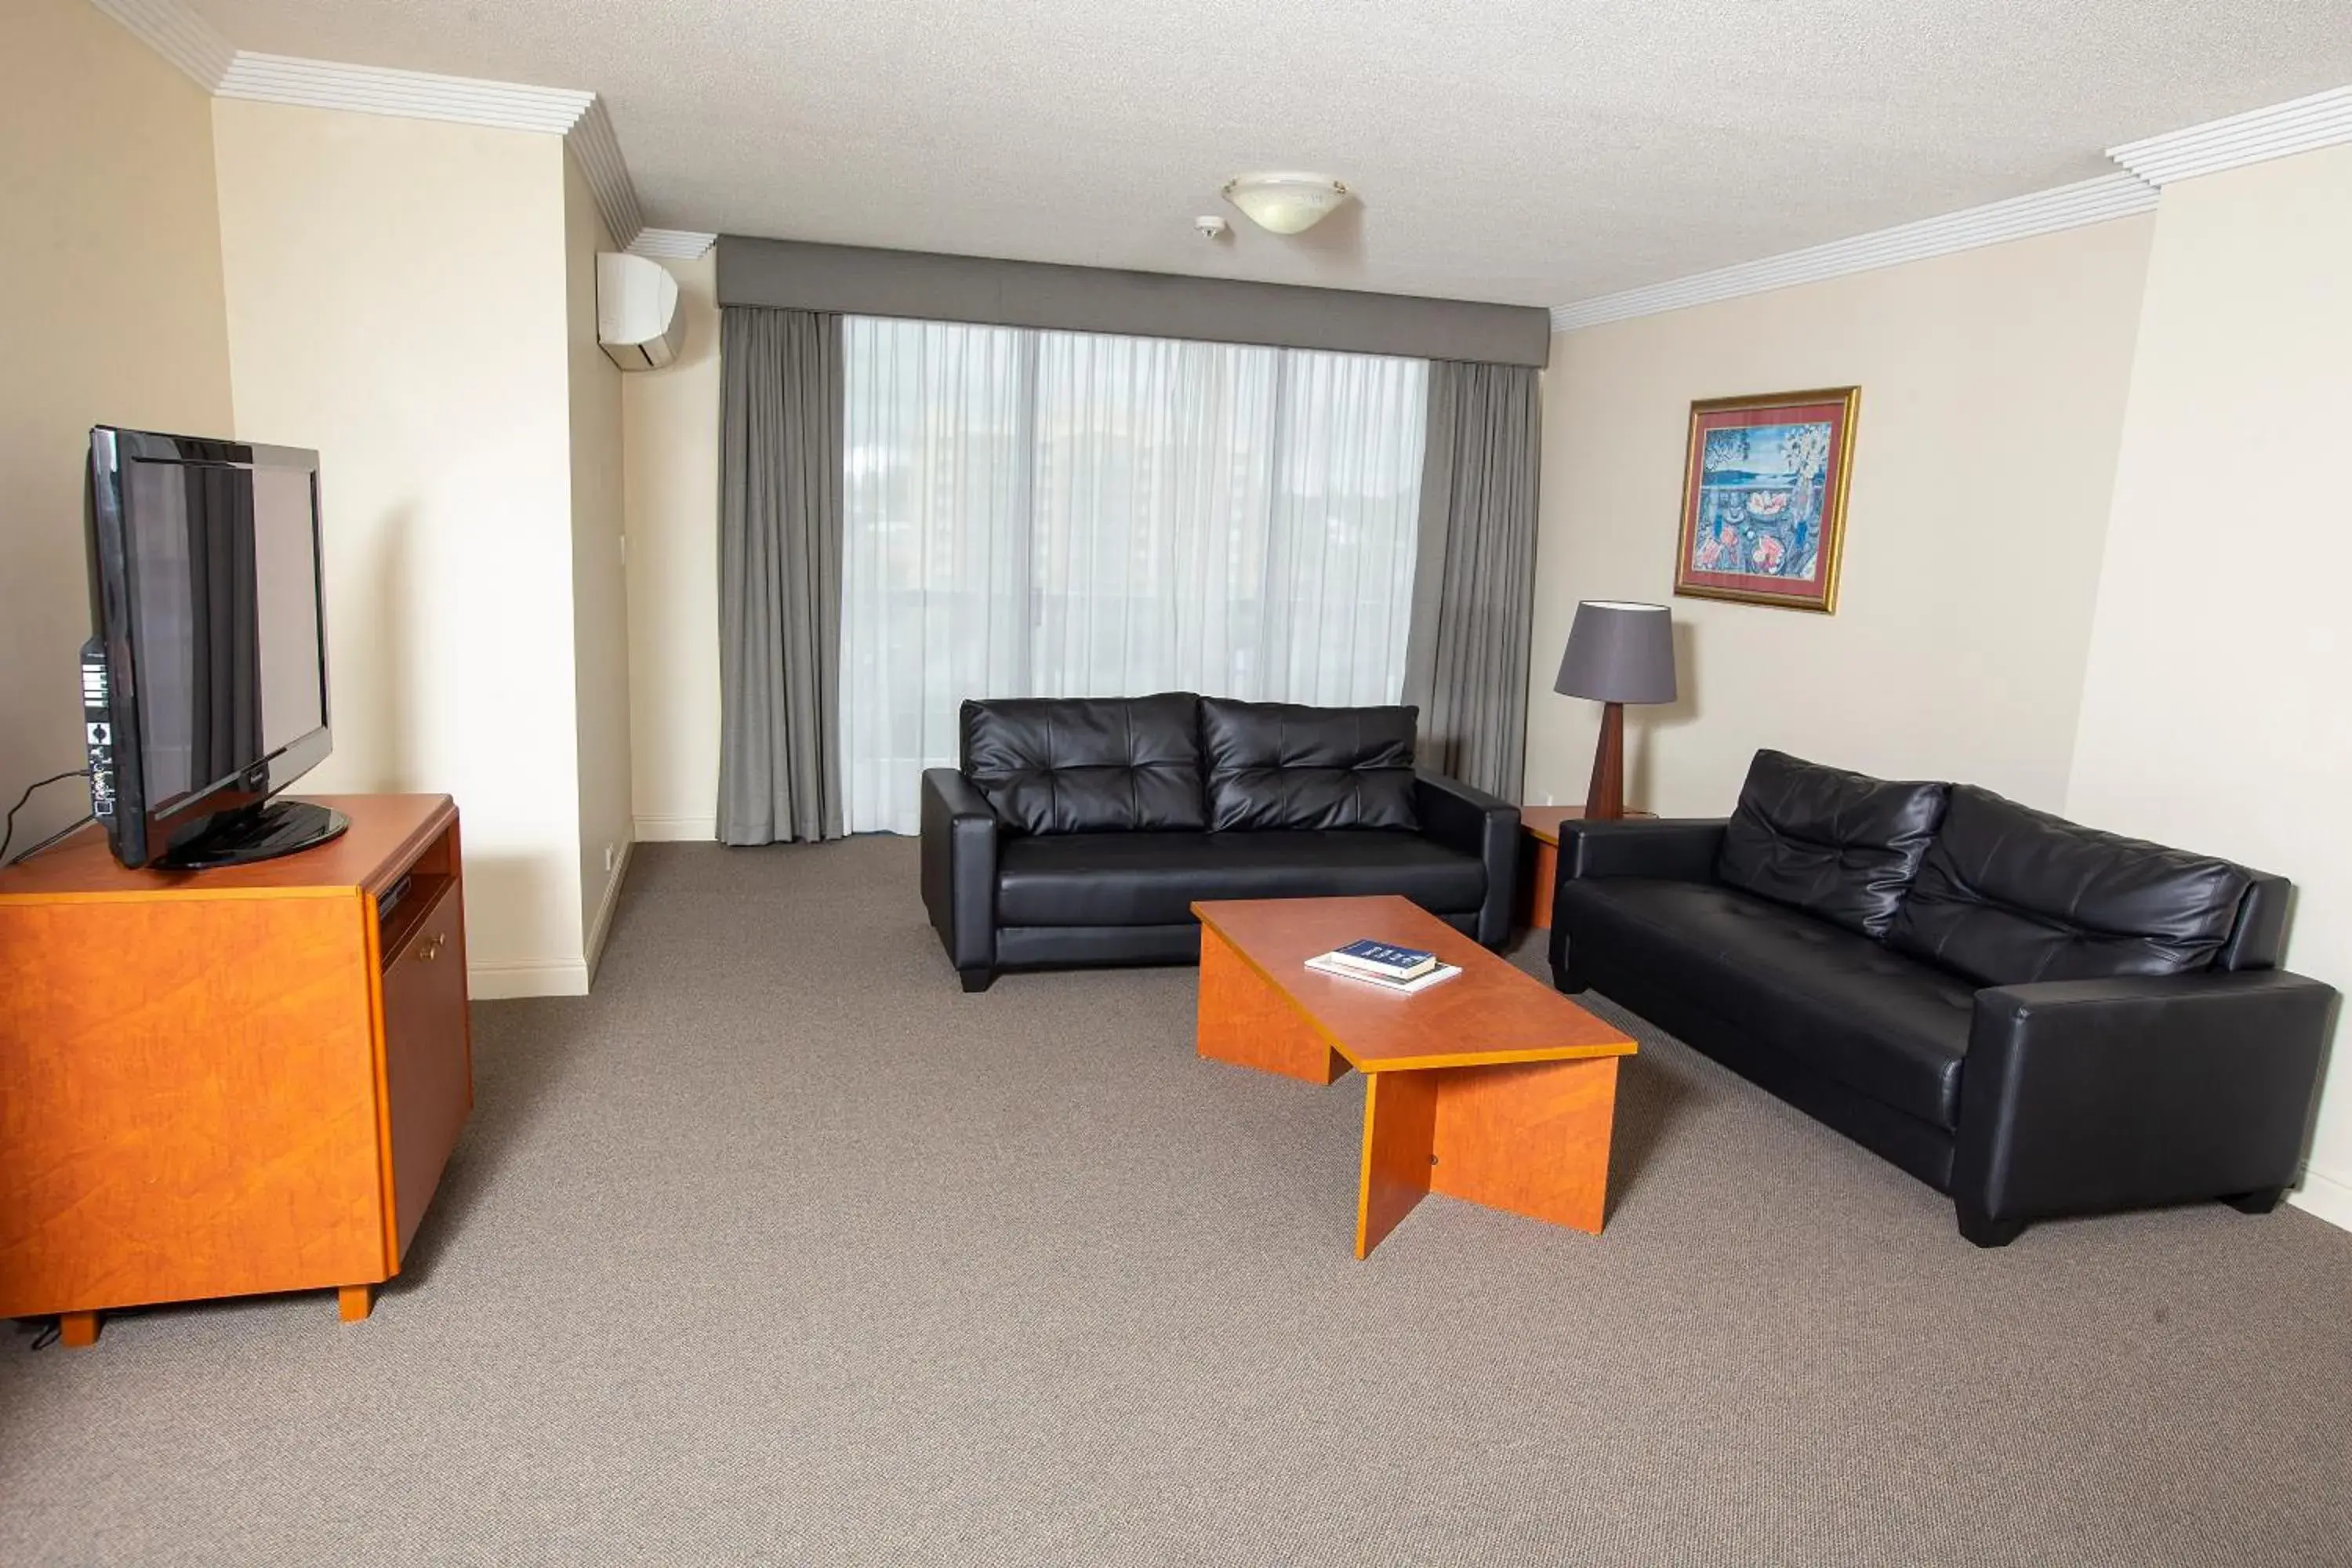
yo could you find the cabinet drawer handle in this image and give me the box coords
[418,933,445,962]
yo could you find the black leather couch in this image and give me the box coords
[1549,749,2336,1246]
[922,693,1517,990]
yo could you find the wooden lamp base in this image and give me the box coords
[1584,701,1626,820]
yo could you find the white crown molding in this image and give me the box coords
[85,0,659,251]
[106,2,2344,336]
[1552,78,2352,333]
[1550,172,2157,332]
[89,0,233,89]
[628,229,718,260]
[2109,82,2352,185]
[216,53,592,133]
[566,97,645,245]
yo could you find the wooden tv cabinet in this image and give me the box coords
[0,793,473,1346]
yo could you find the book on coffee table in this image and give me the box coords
[1305,952,1461,993]
[1323,938,1439,980]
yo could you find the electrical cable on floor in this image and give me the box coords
[0,769,93,866]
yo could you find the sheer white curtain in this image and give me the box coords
[840,318,1428,833]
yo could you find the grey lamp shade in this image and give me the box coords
[1554,601,1677,704]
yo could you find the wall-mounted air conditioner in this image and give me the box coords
[596,252,685,371]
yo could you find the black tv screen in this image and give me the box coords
[86,427,338,869]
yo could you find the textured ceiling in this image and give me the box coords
[187,0,2352,306]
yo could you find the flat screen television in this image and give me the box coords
[83,426,347,870]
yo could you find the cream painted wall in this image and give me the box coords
[212,100,590,996]
[620,252,723,841]
[1,0,234,846]
[1525,216,2155,818]
[564,153,634,974]
[2066,146,2352,1231]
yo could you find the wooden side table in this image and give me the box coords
[1519,805,1656,930]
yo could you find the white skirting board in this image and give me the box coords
[466,959,590,999]
[584,840,634,984]
[465,842,636,1000]
[634,814,715,841]
[2290,1163,2352,1234]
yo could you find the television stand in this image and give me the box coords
[0,794,472,1345]
[157,797,350,870]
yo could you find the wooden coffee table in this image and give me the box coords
[1192,895,1638,1258]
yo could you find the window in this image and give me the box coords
[840,317,1428,833]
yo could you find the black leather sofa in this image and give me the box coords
[921,693,1517,990]
[1549,749,2336,1246]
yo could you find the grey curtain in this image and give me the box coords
[717,307,845,844]
[1402,361,1543,800]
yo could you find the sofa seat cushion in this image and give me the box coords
[1715,749,1949,939]
[996,830,1484,928]
[961,692,1206,834]
[1887,786,2252,986]
[1555,878,1974,1129]
[1199,697,1420,831]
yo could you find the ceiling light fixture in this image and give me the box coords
[1221,172,1352,235]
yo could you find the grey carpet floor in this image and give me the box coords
[6,839,2352,1566]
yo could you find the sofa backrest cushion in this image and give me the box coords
[1886,785,2253,985]
[1715,750,1949,938]
[960,693,1206,835]
[1199,698,1419,832]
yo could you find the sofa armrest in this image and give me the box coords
[1953,969,2336,1225]
[1546,818,1730,990]
[1557,818,1729,884]
[920,768,1000,982]
[1414,771,1519,947]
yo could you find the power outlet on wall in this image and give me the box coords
[603,843,618,874]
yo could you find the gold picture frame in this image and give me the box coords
[1673,387,1860,614]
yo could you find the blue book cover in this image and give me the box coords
[1330,938,1437,977]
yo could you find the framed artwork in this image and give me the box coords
[1674,387,1859,613]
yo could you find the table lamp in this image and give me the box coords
[1553,601,1676,819]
